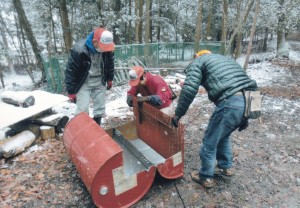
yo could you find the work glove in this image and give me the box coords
[126,95,133,107]
[68,94,76,103]
[171,116,180,128]
[107,81,113,90]
[137,96,149,103]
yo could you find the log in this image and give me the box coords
[9,123,41,138]
[0,130,36,158]
[1,91,35,108]
[0,127,16,141]
[40,126,56,140]
[31,113,69,133]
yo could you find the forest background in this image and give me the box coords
[0,0,299,88]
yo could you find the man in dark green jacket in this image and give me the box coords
[171,50,257,188]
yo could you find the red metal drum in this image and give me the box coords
[132,99,185,179]
[63,113,156,208]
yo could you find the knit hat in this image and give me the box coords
[194,50,212,58]
[128,66,144,86]
[93,28,115,52]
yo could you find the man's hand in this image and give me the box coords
[171,116,180,128]
[107,81,113,90]
[137,96,149,103]
[68,94,76,103]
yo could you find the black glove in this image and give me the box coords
[126,95,133,107]
[171,116,180,128]
[137,96,149,103]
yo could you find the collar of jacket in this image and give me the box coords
[85,32,98,54]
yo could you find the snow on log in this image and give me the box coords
[1,91,35,108]
[0,130,36,158]
[40,126,56,140]
[0,127,16,141]
[34,113,69,133]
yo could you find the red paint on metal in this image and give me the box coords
[132,98,185,179]
[63,113,156,208]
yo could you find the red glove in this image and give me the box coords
[107,81,113,90]
[68,94,76,103]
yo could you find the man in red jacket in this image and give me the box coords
[126,66,175,115]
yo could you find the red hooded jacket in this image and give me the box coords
[127,72,173,109]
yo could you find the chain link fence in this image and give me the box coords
[43,42,225,93]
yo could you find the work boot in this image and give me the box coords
[215,168,234,177]
[190,171,216,188]
[93,116,102,125]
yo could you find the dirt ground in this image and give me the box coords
[1,52,300,207]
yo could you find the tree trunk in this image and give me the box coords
[276,0,289,58]
[144,0,151,64]
[12,0,46,83]
[96,0,104,23]
[233,0,242,59]
[206,0,214,40]
[225,0,254,55]
[262,27,269,52]
[221,0,228,54]
[243,0,260,70]
[125,0,133,44]
[145,0,151,44]
[113,0,121,45]
[194,0,203,53]
[0,65,4,88]
[134,0,139,43]
[15,13,35,83]
[156,2,161,42]
[0,15,16,75]
[49,0,57,53]
[137,0,144,43]
[59,0,72,53]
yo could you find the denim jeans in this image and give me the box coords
[199,95,245,179]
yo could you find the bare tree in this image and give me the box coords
[125,0,133,44]
[12,0,46,83]
[135,0,143,43]
[112,0,121,45]
[0,14,16,75]
[233,0,243,59]
[243,0,260,70]
[58,0,72,53]
[225,0,254,55]
[144,0,151,44]
[276,0,289,58]
[205,0,214,41]
[156,1,161,42]
[15,14,35,83]
[194,0,203,53]
[221,0,228,54]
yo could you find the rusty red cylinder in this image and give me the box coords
[63,113,156,208]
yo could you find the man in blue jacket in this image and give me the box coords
[171,50,258,188]
[65,27,115,125]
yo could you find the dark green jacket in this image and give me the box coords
[175,54,258,119]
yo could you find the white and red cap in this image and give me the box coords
[128,66,145,87]
[93,28,115,52]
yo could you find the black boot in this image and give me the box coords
[93,116,102,125]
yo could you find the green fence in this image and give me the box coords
[44,41,225,93]
[114,42,224,67]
